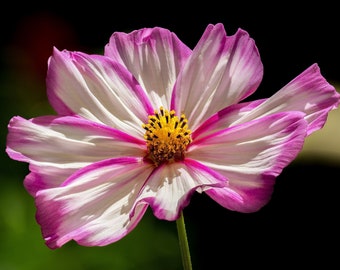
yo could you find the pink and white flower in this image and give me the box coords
[6,23,340,249]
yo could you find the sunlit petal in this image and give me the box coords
[188,112,308,212]
[192,99,266,140]
[105,27,191,109]
[234,64,340,135]
[172,23,263,130]
[35,157,153,249]
[6,115,145,195]
[136,159,226,220]
[47,47,154,137]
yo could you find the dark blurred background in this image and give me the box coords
[1,2,339,270]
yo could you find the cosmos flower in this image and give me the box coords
[6,23,340,249]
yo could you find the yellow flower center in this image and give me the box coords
[142,107,192,166]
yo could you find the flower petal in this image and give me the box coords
[35,157,154,249]
[188,111,308,212]
[234,64,340,135]
[192,99,266,140]
[105,27,191,109]
[171,23,263,130]
[136,159,226,221]
[47,47,154,138]
[6,115,145,195]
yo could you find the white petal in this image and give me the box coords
[172,24,263,131]
[105,27,191,109]
[47,47,154,138]
[6,115,145,194]
[136,159,226,220]
[234,64,340,135]
[188,112,308,212]
[35,157,154,248]
[189,112,306,176]
[192,99,266,141]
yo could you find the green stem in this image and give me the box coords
[176,211,193,270]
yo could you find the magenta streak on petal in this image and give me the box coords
[170,24,263,131]
[170,24,219,111]
[6,146,28,162]
[6,115,147,196]
[192,99,267,140]
[190,111,307,150]
[235,64,340,137]
[288,64,340,135]
[104,27,192,110]
[67,204,149,248]
[32,115,146,145]
[46,48,77,116]
[72,52,155,116]
[35,157,153,248]
[6,115,146,163]
[136,159,227,221]
[35,193,64,249]
[192,112,307,213]
[183,158,229,185]
[49,203,149,249]
[105,26,192,66]
[61,157,144,186]
[47,47,154,118]
[205,174,276,213]
[24,170,46,195]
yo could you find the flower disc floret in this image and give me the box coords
[142,107,192,166]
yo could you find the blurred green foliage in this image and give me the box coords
[0,180,181,270]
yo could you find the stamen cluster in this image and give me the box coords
[142,107,192,166]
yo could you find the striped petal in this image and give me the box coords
[35,157,154,249]
[47,47,154,138]
[188,112,308,212]
[136,159,226,221]
[6,115,145,195]
[192,99,266,140]
[171,23,263,131]
[233,64,340,135]
[105,27,191,109]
